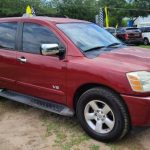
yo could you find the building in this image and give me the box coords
[134,15,150,27]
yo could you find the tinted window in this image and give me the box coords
[23,23,61,54]
[106,28,115,33]
[145,27,150,32]
[117,28,125,33]
[0,22,17,50]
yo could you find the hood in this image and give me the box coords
[95,46,150,72]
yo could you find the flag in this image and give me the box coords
[116,23,118,29]
[26,5,32,16]
[31,7,36,16]
[99,8,103,27]
[24,6,36,17]
[105,7,109,27]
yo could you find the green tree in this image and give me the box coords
[0,0,39,17]
[52,0,99,22]
[53,0,127,26]
[97,0,127,26]
[125,0,150,22]
[0,0,56,17]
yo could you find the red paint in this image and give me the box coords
[0,17,150,126]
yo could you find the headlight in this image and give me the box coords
[127,71,150,92]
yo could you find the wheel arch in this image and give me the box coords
[144,37,149,42]
[73,83,131,123]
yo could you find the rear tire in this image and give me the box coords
[76,87,130,142]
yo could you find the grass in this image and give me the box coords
[90,145,100,150]
[40,112,90,150]
[0,91,147,150]
[139,45,150,49]
[39,111,145,150]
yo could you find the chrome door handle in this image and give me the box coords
[17,57,27,63]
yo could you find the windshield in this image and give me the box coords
[57,23,121,52]
[126,28,141,32]
[126,28,139,30]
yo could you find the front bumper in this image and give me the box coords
[121,94,150,126]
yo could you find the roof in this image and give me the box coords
[0,16,88,24]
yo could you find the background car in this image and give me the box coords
[105,27,116,36]
[140,26,150,45]
[116,27,143,45]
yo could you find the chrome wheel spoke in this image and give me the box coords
[104,118,114,130]
[95,120,103,133]
[102,104,111,115]
[89,101,99,111]
[85,113,95,120]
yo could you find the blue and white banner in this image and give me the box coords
[99,8,104,27]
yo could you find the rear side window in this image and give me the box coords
[145,27,150,32]
[23,23,61,54]
[0,22,17,50]
[117,28,125,33]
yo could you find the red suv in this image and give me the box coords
[0,17,150,142]
[116,27,143,45]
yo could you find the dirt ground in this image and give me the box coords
[0,98,150,150]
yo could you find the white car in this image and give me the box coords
[140,26,150,45]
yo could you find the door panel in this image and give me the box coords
[0,50,17,89]
[15,22,67,104]
[15,52,66,104]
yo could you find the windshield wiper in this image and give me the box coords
[84,46,105,52]
[106,43,122,48]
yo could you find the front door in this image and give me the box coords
[15,22,67,104]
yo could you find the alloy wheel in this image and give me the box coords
[84,100,115,134]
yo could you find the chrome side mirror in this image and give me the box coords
[41,44,60,56]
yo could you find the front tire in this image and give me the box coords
[144,38,149,45]
[76,87,130,142]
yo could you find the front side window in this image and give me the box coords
[23,23,61,54]
[0,22,17,50]
[57,23,121,52]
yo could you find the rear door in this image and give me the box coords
[126,28,141,39]
[15,21,67,104]
[0,21,18,89]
